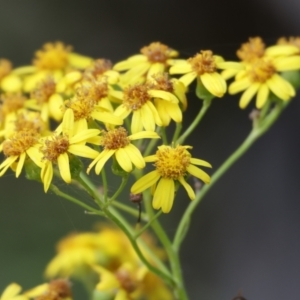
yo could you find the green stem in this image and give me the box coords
[101,168,108,202]
[50,184,104,216]
[173,101,289,251]
[176,99,211,145]
[103,175,128,207]
[111,201,148,221]
[172,122,182,144]
[160,127,168,145]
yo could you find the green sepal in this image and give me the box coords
[69,154,83,179]
[24,159,42,182]
[195,77,215,101]
[111,157,129,177]
[281,70,300,89]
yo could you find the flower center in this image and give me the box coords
[65,97,95,121]
[0,93,26,116]
[33,42,71,70]
[140,42,173,63]
[237,37,265,62]
[100,127,130,150]
[14,113,45,134]
[155,145,191,179]
[188,50,217,75]
[30,77,56,104]
[0,59,12,80]
[150,73,174,92]
[84,59,112,78]
[123,83,150,111]
[115,268,137,294]
[3,130,39,157]
[248,59,276,83]
[41,135,70,162]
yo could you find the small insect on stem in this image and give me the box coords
[130,193,143,224]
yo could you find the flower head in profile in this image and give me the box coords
[114,42,178,84]
[169,50,243,97]
[87,127,159,175]
[228,44,300,109]
[40,109,100,192]
[0,59,22,93]
[131,145,212,213]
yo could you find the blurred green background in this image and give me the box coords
[1,1,300,299]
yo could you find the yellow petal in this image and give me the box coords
[178,177,195,200]
[62,108,74,136]
[91,111,123,125]
[267,74,294,101]
[57,153,71,183]
[256,84,269,109]
[48,94,64,121]
[148,89,179,103]
[16,152,26,178]
[26,147,44,168]
[187,164,210,184]
[94,149,115,174]
[68,144,99,158]
[68,52,93,69]
[200,72,227,97]
[124,144,145,169]
[239,82,260,109]
[190,158,212,168]
[265,44,299,57]
[131,110,143,134]
[113,55,148,71]
[273,56,300,71]
[129,131,160,140]
[131,170,160,194]
[147,62,165,78]
[41,162,53,193]
[169,62,193,74]
[153,178,175,213]
[1,283,22,299]
[228,77,251,94]
[179,72,197,87]
[140,105,156,132]
[69,129,100,144]
[1,74,22,92]
[115,148,132,172]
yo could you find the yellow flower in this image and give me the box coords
[169,50,243,97]
[87,127,159,174]
[0,59,22,93]
[114,82,176,133]
[131,145,212,213]
[114,42,178,84]
[40,109,100,192]
[45,226,136,279]
[149,73,187,126]
[229,50,300,109]
[0,129,43,177]
[0,283,27,300]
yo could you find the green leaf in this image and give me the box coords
[69,154,83,179]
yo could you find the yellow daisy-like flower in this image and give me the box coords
[169,50,243,97]
[0,129,43,177]
[87,127,159,174]
[0,59,22,93]
[40,109,100,192]
[114,42,178,84]
[229,49,300,109]
[0,283,27,300]
[131,145,212,213]
[149,73,187,126]
[114,82,182,133]
[26,76,64,122]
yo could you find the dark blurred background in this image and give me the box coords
[1,1,300,299]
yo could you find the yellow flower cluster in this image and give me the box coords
[1,38,299,213]
[45,225,172,300]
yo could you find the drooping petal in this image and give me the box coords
[169,62,193,74]
[256,83,269,109]
[178,72,197,87]
[131,110,143,134]
[148,90,179,103]
[115,148,132,172]
[48,94,64,121]
[145,101,162,126]
[239,82,260,109]
[178,177,196,200]
[147,62,165,79]
[94,150,115,174]
[62,108,74,137]
[131,170,160,194]
[1,283,22,299]
[41,162,53,193]
[229,77,252,94]
[153,178,175,213]
[124,144,145,169]
[26,147,44,168]
[140,104,156,132]
[91,111,123,125]
[69,129,100,144]
[187,164,211,184]
[129,131,160,140]
[16,152,26,178]
[200,72,227,98]
[267,74,294,101]
[57,153,71,183]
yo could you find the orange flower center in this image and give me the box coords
[155,145,191,179]
[123,83,150,111]
[3,130,39,157]
[150,73,174,92]
[41,135,69,162]
[188,50,217,75]
[140,42,174,63]
[237,37,266,62]
[31,77,56,104]
[84,59,112,78]
[14,113,45,134]
[33,42,71,70]
[0,93,26,117]
[101,127,130,150]
[248,59,276,83]
[115,268,138,294]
